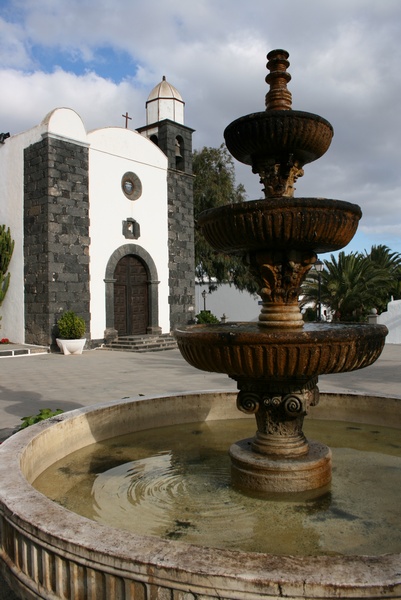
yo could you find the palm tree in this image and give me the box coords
[365,245,401,312]
[301,251,391,322]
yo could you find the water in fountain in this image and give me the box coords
[33,417,401,556]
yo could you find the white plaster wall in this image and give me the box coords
[88,127,170,339]
[0,109,170,343]
[195,283,260,322]
[378,299,401,344]
[0,124,46,343]
[43,108,87,143]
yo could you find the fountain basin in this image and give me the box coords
[175,322,387,381]
[224,110,333,166]
[1,390,400,599]
[197,198,362,253]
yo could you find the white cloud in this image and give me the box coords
[0,16,32,68]
[1,0,401,253]
[0,68,144,135]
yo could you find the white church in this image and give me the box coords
[0,77,195,349]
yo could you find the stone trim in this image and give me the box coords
[41,131,90,148]
[104,244,161,337]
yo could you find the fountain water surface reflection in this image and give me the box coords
[33,418,401,556]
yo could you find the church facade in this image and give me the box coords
[0,78,195,348]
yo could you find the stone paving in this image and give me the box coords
[0,344,400,598]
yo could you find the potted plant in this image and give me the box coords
[56,311,86,355]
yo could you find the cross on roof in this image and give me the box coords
[122,112,132,128]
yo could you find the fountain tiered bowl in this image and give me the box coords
[196,197,361,253]
[175,321,386,382]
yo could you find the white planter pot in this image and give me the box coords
[56,338,86,355]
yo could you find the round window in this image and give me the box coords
[121,172,142,200]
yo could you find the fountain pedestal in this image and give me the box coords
[230,439,331,493]
[230,377,332,492]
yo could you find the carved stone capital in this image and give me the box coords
[236,382,319,458]
[253,156,304,198]
[247,248,316,327]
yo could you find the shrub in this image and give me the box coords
[0,225,14,308]
[19,408,64,430]
[196,310,220,324]
[57,311,86,339]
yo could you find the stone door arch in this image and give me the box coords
[104,244,161,341]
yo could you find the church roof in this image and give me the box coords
[147,76,183,103]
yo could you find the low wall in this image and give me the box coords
[377,299,401,344]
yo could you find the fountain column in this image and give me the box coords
[230,377,331,493]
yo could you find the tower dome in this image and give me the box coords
[146,76,185,125]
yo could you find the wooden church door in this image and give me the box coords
[114,255,149,335]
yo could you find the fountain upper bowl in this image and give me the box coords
[224,110,334,167]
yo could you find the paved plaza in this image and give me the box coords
[0,344,400,598]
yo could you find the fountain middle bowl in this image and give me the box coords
[175,322,387,380]
[197,197,362,253]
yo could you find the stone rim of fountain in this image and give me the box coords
[1,391,401,599]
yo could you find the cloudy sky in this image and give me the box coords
[1,0,400,256]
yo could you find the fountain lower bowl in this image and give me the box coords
[1,391,400,599]
[175,322,387,380]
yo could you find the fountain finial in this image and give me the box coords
[224,49,333,199]
[265,49,292,111]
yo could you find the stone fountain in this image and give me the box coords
[0,51,399,600]
[175,49,387,494]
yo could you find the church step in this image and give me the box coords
[103,334,177,353]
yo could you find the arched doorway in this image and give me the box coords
[114,255,149,335]
[104,244,161,340]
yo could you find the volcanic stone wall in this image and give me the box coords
[24,136,90,347]
[156,120,195,330]
[167,169,195,329]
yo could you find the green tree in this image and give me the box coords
[364,244,401,312]
[193,144,258,294]
[301,250,391,322]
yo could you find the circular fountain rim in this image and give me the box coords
[197,196,362,222]
[175,321,387,342]
[1,391,400,599]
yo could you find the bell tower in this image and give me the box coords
[137,77,195,330]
